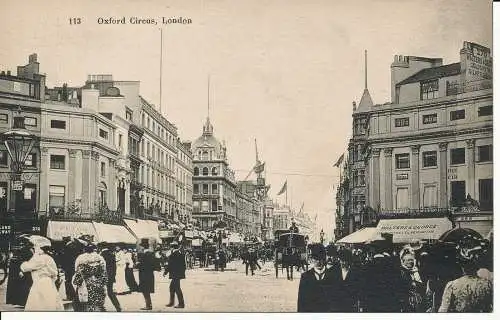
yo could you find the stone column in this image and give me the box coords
[40,147,49,215]
[384,148,393,210]
[81,150,91,214]
[91,151,100,210]
[68,149,78,204]
[411,145,420,209]
[466,139,476,198]
[108,159,116,210]
[372,148,381,209]
[439,143,448,207]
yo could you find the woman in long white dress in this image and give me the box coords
[21,245,64,311]
[114,248,130,294]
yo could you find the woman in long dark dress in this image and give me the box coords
[124,249,139,292]
[6,246,33,307]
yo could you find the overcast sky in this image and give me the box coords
[0,0,492,240]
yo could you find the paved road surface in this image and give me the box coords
[0,260,302,312]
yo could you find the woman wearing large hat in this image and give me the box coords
[438,235,492,312]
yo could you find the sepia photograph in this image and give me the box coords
[0,0,494,314]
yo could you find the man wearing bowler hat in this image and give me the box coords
[297,243,338,312]
[164,241,186,308]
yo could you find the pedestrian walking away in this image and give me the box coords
[164,241,186,309]
[137,238,161,310]
[98,242,122,311]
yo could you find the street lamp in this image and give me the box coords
[1,107,37,235]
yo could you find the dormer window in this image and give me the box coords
[420,79,439,100]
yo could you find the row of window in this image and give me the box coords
[141,112,176,147]
[142,140,177,170]
[193,183,219,195]
[352,178,493,212]
[194,166,219,176]
[394,145,493,169]
[0,114,38,126]
[0,151,38,168]
[193,200,220,212]
[394,106,492,128]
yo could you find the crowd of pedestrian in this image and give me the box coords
[297,234,493,313]
[3,235,188,311]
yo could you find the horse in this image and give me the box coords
[281,248,302,280]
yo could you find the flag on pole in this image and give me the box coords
[277,180,287,195]
[333,153,345,168]
[254,161,265,173]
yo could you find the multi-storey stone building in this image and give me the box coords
[0,54,44,236]
[338,41,493,239]
[191,117,237,230]
[176,140,193,223]
[1,56,193,235]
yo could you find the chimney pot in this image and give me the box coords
[29,53,38,63]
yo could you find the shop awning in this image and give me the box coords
[124,219,161,243]
[92,222,137,244]
[46,221,97,241]
[375,217,453,243]
[336,227,378,244]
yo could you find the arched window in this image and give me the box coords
[194,167,199,176]
[202,167,209,176]
[202,151,209,161]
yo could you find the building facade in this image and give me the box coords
[176,140,193,223]
[339,41,493,238]
[191,117,238,230]
[1,56,193,232]
[0,54,44,236]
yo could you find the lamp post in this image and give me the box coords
[1,107,37,236]
[320,229,325,244]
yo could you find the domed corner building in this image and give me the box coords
[191,116,238,231]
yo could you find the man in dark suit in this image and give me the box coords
[98,242,122,311]
[137,238,160,310]
[297,243,338,312]
[164,241,186,308]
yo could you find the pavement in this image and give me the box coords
[0,260,302,312]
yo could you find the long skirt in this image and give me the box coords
[6,262,31,306]
[125,267,139,292]
[24,277,64,311]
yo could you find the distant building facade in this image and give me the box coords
[191,117,237,230]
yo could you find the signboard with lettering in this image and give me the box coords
[12,180,23,191]
[396,173,408,180]
[376,217,452,243]
[464,42,492,80]
[447,168,457,180]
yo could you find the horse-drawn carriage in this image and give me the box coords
[274,230,308,280]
